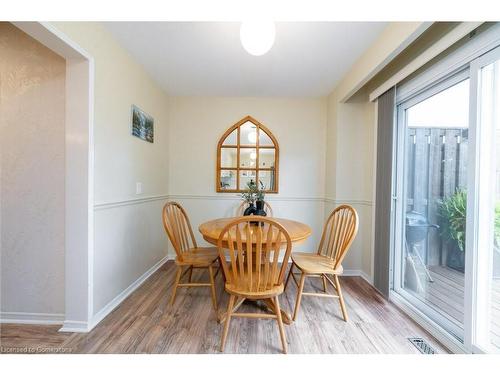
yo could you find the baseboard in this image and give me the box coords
[359,270,374,285]
[86,254,170,332]
[389,290,468,354]
[58,320,90,332]
[0,312,64,325]
[337,269,374,285]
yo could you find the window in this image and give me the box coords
[216,116,279,193]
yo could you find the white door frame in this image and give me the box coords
[466,45,500,353]
[13,22,95,332]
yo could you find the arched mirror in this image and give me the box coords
[217,116,279,193]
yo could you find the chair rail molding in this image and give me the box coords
[324,197,373,207]
[93,194,373,210]
[94,194,170,210]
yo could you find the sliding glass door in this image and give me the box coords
[393,43,500,353]
[394,72,470,342]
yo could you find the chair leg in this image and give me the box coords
[284,262,294,291]
[170,266,183,306]
[220,294,235,352]
[274,296,288,354]
[219,259,226,283]
[334,275,348,322]
[321,274,327,293]
[292,272,306,321]
[208,264,218,312]
[188,266,193,283]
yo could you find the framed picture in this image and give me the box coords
[131,105,154,143]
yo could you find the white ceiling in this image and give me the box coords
[103,22,387,97]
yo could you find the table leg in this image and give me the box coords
[263,298,293,325]
[217,297,245,324]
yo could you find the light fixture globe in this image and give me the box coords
[240,21,276,56]
[247,130,257,143]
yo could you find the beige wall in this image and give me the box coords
[325,22,427,279]
[169,97,326,197]
[168,96,328,254]
[52,22,170,203]
[0,20,430,326]
[326,90,377,276]
[0,23,66,317]
[335,22,427,102]
[50,22,171,316]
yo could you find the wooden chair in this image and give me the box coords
[285,205,359,322]
[217,216,292,353]
[162,202,220,312]
[236,201,274,217]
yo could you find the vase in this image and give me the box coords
[255,200,267,217]
[243,202,256,216]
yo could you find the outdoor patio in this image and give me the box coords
[415,265,500,349]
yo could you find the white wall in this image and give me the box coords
[169,97,328,255]
[51,22,171,321]
[0,23,66,322]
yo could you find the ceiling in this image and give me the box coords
[103,22,387,97]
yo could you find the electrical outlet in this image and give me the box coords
[136,182,142,195]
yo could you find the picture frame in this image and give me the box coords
[131,104,154,143]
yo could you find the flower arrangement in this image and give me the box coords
[240,180,266,204]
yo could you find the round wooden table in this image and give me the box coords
[199,217,312,325]
[199,217,312,246]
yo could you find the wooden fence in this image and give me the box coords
[406,127,468,268]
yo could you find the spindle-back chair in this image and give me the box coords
[285,205,358,321]
[217,216,292,353]
[162,202,220,312]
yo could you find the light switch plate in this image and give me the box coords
[136,182,142,195]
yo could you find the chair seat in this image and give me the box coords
[291,252,343,275]
[224,268,284,299]
[176,247,219,266]
[225,282,284,299]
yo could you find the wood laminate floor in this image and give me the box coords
[0,261,449,354]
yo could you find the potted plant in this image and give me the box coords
[240,180,257,215]
[240,180,267,221]
[438,189,466,272]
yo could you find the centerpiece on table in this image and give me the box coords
[240,180,267,223]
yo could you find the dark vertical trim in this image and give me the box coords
[374,87,396,298]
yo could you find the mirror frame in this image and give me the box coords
[216,115,279,193]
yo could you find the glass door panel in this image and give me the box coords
[474,51,500,352]
[396,76,470,341]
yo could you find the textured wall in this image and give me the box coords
[0,22,66,316]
